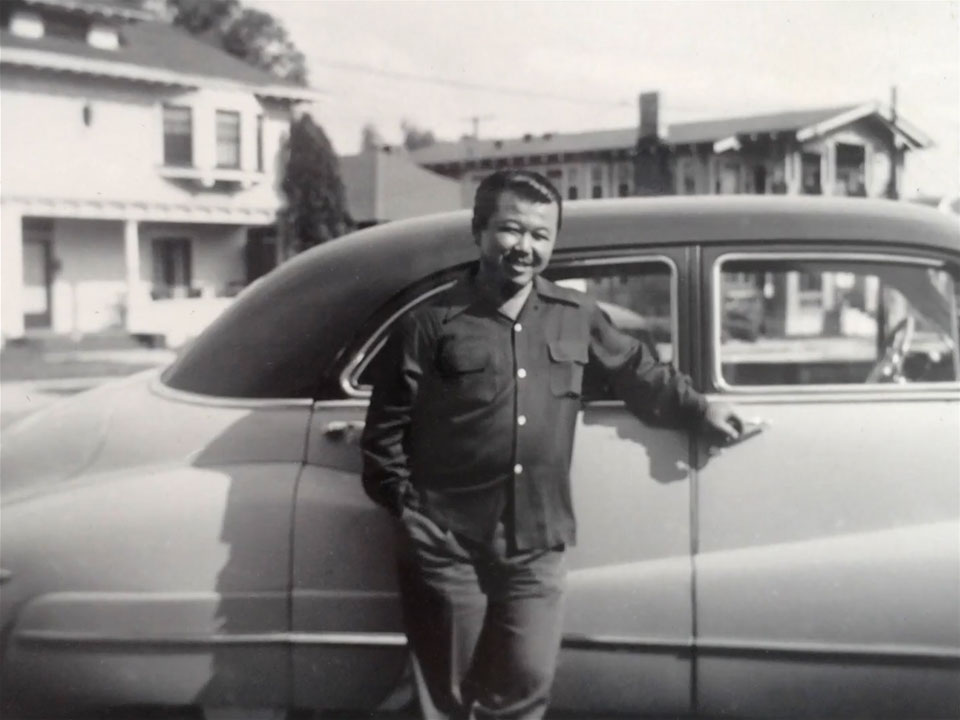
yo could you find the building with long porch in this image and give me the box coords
[0,0,316,346]
[409,95,932,205]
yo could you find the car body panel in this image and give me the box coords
[294,399,695,716]
[291,402,408,713]
[1,373,310,712]
[5,197,960,717]
[694,393,960,718]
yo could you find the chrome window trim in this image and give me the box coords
[711,251,960,395]
[20,627,959,663]
[151,374,313,409]
[339,254,680,400]
[340,281,458,398]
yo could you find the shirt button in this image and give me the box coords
[517,368,527,379]
[518,415,527,426]
[514,323,522,333]
[514,464,524,475]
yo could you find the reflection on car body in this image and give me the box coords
[2,196,959,719]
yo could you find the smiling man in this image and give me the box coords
[362,169,743,720]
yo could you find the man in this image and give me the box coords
[362,169,744,720]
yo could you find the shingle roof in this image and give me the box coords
[411,105,861,166]
[0,20,302,89]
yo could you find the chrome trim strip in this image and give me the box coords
[16,629,408,648]
[710,251,957,393]
[340,281,457,398]
[149,375,313,410]
[286,632,407,647]
[703,390,960,404]
[695,637,960,663]
[561,634,692,653]
[339,254,681,399]
[18,628,959,664]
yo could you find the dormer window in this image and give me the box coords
[87,22,120,50]
[10,10,44,39]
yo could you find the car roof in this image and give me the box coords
[164,196,960,400]
[330,195,960,263]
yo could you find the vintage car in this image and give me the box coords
[2,196,959,719]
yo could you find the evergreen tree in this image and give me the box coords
[279,114,352,255]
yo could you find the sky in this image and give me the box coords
[253,0,959,197]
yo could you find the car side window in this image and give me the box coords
[544,258,676,401]
[715,254,960,387]
[351,258,677,400]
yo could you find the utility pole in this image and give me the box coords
[886,85,899,199]
[463,114,494,139]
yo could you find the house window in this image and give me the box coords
[591,165,604,198]
[618,162,632,197]
[162,105,193,167]
[216,110,241,169]
[567,168,579,200]
[718,160,741,194]
[753,165,767,194]
[677,158,697,195]
[801,152,822,195]
[151,238,192,298]
[257,115,264,172]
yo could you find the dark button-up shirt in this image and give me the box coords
[361,272,707,550]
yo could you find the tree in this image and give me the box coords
[279,114,352,255]
[401,119,436,151]
[168,0,308,85]
[361,123,384,152]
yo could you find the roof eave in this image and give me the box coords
[22,0,157,22]
[795,101,932,150]
[0,45,321,102]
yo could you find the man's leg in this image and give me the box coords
[461,526,567,720]
[396,508,486,719]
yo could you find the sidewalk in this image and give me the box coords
[1,336,176,428]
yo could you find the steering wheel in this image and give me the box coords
[865,315,916,383]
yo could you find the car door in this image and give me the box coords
[693,245,960,719]
[292,249,697,717]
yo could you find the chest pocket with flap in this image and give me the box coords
[437,340,495,402]
[548,340,589,398]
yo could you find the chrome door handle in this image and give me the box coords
[324,420,365,438]
[722,417,769,447]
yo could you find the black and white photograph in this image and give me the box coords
[1,1,958,718]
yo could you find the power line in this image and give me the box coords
[309,56,633,108]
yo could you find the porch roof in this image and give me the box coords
[411,103,931,166]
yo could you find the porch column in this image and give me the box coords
[1,205,26,343]
[124,218,141,331]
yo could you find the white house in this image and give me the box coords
[0,0,317,346]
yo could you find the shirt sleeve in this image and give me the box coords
[360,312,429,515]
[586,300,708,428]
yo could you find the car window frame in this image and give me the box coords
[710,249,960,394]
[340,253,681,402]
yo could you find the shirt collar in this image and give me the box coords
[442,273,484,323]
[442,272,575,323]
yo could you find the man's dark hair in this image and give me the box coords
[472,169,563,237]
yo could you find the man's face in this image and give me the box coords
[475,190,559,291]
